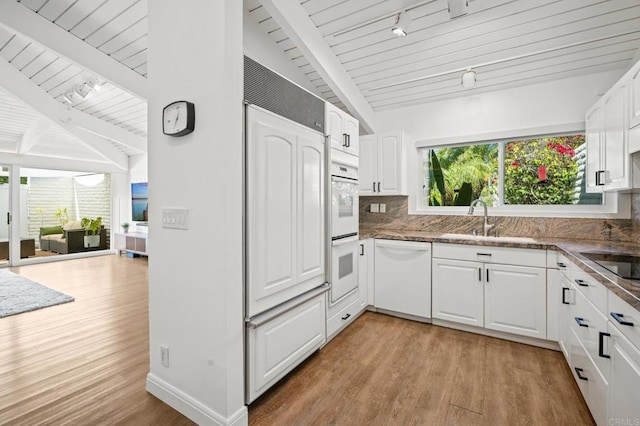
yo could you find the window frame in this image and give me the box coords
[410,126,630,219]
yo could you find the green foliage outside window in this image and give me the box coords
[504,136,583,205]
[422,134,602,208]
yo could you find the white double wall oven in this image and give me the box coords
[329,154,360,306]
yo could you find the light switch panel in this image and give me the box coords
[370,203,379,213]
[162,208,189,229]
[380,204,386,213]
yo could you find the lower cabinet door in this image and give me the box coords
[608,324,640,423]
[432,258,483,327]
[246,293,326,403]
[568,328,609,426]
[558,275,575,361]
[484,264,547,339]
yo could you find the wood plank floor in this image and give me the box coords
[249,312,595,426]
[0,255,193,425]
[1,256,594,425]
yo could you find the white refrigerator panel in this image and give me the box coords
[246,106,325,317]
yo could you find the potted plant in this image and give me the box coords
[121,222,130,233]
[55,207,69,227]
[81,216,103,248]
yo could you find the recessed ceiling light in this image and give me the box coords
[391,11,412,37]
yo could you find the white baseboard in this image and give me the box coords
[146,373,248,426]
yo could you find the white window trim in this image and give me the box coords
[408,123,631,219]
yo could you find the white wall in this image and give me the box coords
[146,1,245,425]
[243,4,319,95]
[376,70,624,143]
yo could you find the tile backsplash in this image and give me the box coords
[360,195,640,244]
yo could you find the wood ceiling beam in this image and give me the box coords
[0,151,125,174]
[259,0,378,134]
[0,57,145,162]
[58,123,129,171]
[0,1,148,100]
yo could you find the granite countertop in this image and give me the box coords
[360,228,640,310]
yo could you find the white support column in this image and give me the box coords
[146,2,246,425]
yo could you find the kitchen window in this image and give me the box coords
[419,134,604,211]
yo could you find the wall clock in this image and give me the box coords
[163,101,195,137]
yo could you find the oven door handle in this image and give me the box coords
[332,235,359,246]
[331,176,358,184]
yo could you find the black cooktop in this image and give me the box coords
[581,252,640,281]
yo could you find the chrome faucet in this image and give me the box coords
[468,198,494,237]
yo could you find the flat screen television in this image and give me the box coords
[131,182,148,222]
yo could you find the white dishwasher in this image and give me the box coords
[374,239,432,319]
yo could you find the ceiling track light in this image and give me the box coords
[60,78,102,105]
[461,68,476,89]
[391,10,412,37]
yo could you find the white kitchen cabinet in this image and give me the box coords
[246,106,325,317]
[608,324,640,423]
[359,131,407,196]
[374,239,431,318]
[568,327,609,426]
[432,243,547,339]
[557,273,575,360]
[484,263,546,339]
[629,60,640,152]
[586,70,634,192]
[246,292,326,403]
[326,102,359,157]
[432,258,484,327]
[358,239,373,311]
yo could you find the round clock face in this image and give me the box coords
[163,101,194,136]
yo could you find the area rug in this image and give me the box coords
[0,270,74,318]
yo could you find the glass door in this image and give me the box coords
[0,166,9,266]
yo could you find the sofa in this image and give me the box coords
[39,221,107,254]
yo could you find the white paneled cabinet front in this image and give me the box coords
[484,263,546,339]
[326,102,359,157]
[359,132,407,196]
[374,239,431,318]
[585,69,632,192]
[246,106,325,317]
[432,243,546,339]
[247,293,326,403]
[432,258,483,327]
[608,324,640,423]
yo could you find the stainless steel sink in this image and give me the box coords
[440,233,536,243]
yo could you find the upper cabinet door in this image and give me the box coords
[343,115,359,157]
[585,103,603,192]
[326,104,345,152]
[325,102,359,157]
[603,80,629,190]
[630,61,640,129]
[377,132,405,195]
[359,135,377,195]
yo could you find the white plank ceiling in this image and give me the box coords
[247,0,640,111]
[1,0,639,166]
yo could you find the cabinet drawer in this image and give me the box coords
[570,286,610,379]
[432,243,546,267]
[246,293,326,403]
[557,254,608,314]
[568,328,609,426]
[608,291,640,349]
[327,297,360,338]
